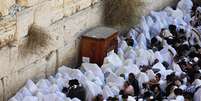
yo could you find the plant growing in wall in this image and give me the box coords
[19,24,52,57]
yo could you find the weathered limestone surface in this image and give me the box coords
[16,7,34,38]
[0,79,3,101]
[16,0,45,7]
[0,0,179,100]
[0,0,15,16]
[0,17,16,47]
[34,0,64,27]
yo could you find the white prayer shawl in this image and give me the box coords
[159,80,167,92]
[154,51,164,63]
[135,48,149,66]
[147,50,156,65]
[176,96,184,101]
[160,46,175,65]
[82,63,104,83]
[137,72,149,89]
[126,64,141,76]
[149,21,161,38]
[164,7,184,20]
[22,96,38,101]
[119,40,128,52]
[140,16,151,41]
[124,47,136,61]
[25,80,38,95]
[192,79,201,87]
[172,62,183,76]
[118,48,125,61]
[177,0,193,15]
[128,29,138,48]
[84,80,103,101]
[146,69,156,81]
[115,65,128,76]
[104,52,123,69]
[150,11,166,28]
[152,62,167,79]
[103,85,114,99]
[106,72,125,88]
[136,33,147,49]
[101,63,115,73]
[145,16,154,28]
[194,88,201,101]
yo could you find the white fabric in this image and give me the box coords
[154,51,164,63]
[101,63,115,73]
[172,62,183,76]
[177,0,193,14]
[127,96,136,101]
[19,87,32,97]
[140,16,151,41]
[36,79,51,94]
[25,80,38,95]
[22,96,38,101]
[146,69,156,81]
[82,63,104,83]
[104,52,123,69]
[192,79,201,87]
[137,72,149,89]
[119,40,128,52]
[84,80,103,101]
[8,97,18,101]
[71,98,81,101]
[103,85,114,99]
[194,88,201,101]
[176,96,184,101]
[106,72,125,88]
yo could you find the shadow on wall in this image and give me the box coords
[103,0,179,30]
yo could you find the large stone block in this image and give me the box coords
[0,0,15,16]
[0,80,3,101]
[16,0,45,7]
[63,2,104,44]
[16,7,34,39]
[58,43,78,68]
[34,0,64,27]
[47,20,65,49]
[64,0,94,17]
[45,51,57,76]
[0,16,16,47]
[18,58,47,82]
[0,47,14,78]
[3,72,21,101]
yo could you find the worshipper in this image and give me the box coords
[174,88,185,101]
[148,73,161,86]
[62,79,86,101]
[143,91,155,101]
[120,81,134,96]
[191,7,201,27]
[152,84,165,100]
[94,94,104,101]
[128,73,140,96]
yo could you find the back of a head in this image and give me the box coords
[174,88,183,96]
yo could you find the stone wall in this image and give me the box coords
[0,0,177,100]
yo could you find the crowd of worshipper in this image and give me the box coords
[113,0,201,100]
[9,0,201,101]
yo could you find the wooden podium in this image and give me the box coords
[79,26,118,66]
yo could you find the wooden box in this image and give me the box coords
[79,26,118,66]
